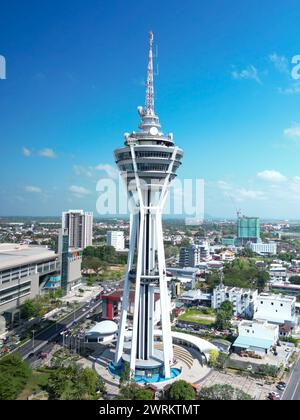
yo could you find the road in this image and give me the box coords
[282,352,300,400]
[14,299,102,362]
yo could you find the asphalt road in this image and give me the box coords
[14,300,102,362]
[282,353,300,400]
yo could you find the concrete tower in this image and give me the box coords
[114,32,183,379]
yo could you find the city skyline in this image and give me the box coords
[1,1,300,218]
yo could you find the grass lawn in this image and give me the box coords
[179,308,216,326]
[17,368,51,400]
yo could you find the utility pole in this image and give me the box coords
[32,329,36,351]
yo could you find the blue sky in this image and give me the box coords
[0,0,300,219]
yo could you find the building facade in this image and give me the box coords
[269,263,287,282]
[0,244,60,324]
[237,216,260,245]
[107,231,125,251]
[212,285,258,318]
[179,241,210,267]
[62,210,93,249]
[254,293,297,326]
[59,228,83,296]
[233,319,279,355]
[250,242,277,256]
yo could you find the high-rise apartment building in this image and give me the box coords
[62,210,93,249]
[107,231,125,251]
[179,241,210,267]
[237,216,260,245]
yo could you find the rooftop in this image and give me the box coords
[0,243,57,271]
[215,285,256,294]
[239,319,278,331]
[259,292,296,302]
[233,335,274,350]
[86,320,118,336]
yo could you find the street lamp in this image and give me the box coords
[32,329,36,351]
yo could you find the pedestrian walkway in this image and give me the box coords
[90,348,120,397]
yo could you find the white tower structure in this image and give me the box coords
[114,32,183,379]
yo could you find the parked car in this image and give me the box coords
[268,392,280,400]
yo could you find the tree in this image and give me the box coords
[256,270,269,292]
[118,383,154,400]
[215,310,231,331]
[20,299,40,320]
[220,300,233,317]
[119,362,130,385]
[256,364,278,378]
[47,365,100,400]
[0,354,31,400]
[168,380,196,400]
[199,384,252,400]
[289,275,300,285]
[208,349,219,368]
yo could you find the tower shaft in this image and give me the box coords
[114,32,183,381]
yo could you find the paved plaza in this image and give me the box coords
[199,369,278,400]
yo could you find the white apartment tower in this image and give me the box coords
[107,231,125,251]
[212,285,258,318]
[62,210,93,249]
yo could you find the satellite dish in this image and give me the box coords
[150,126,158,136]
[137,106,144,116]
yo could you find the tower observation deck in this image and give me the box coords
[114,32,183,380]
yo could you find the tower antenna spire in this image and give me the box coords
[145,31,154,115]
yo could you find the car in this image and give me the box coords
[276,384,285,391]
[28,352,35,358]
[269,391,280,399]
[278,381,286,387]
[268,394,280,400]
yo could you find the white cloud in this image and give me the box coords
[217,180,233,191]
[257,170,287,182]
[38,148,56,158]
[217,181,266,201]
[69,185,91,198]
[25,185,42,193]
[235,188,266,201]
[73,165,93,178]
[269,53,289,74]
[278,82,300,95]
[283,124,300,139]
[95,163,118,179]
[22,147,31,157]
[231,65,262,84]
